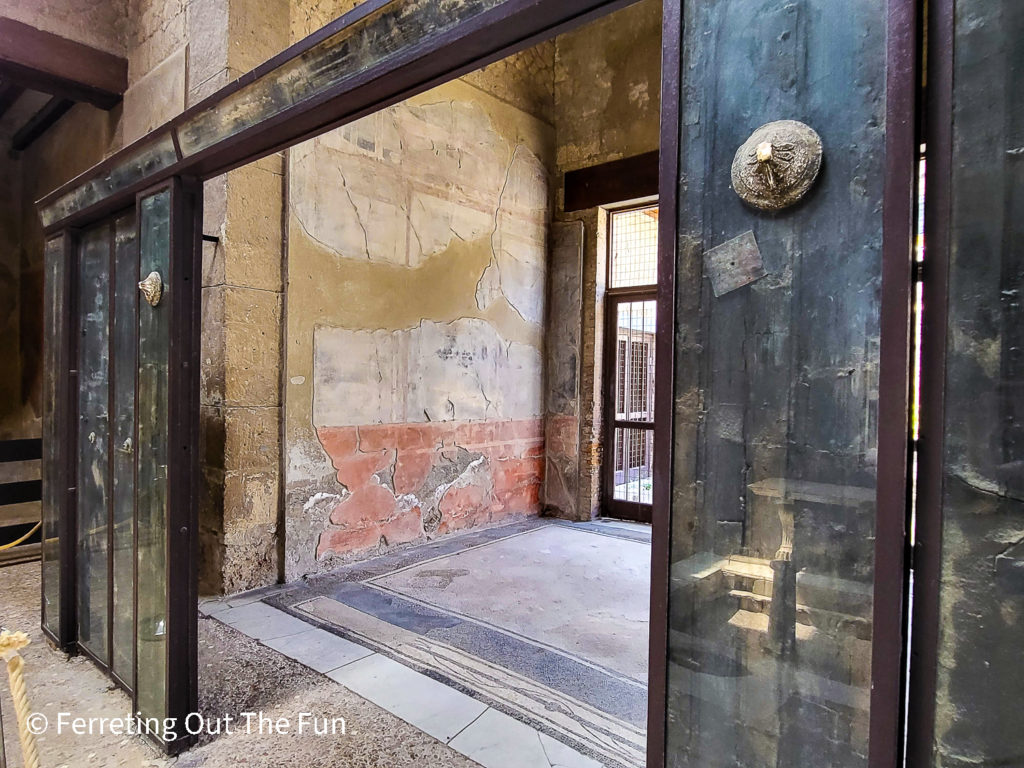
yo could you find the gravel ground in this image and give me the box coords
[0,563,479,768]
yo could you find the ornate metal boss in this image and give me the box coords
[731,120,822,211]
[138,271,163,307]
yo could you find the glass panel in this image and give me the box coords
[177,0,506,157]
[667,0,886,765]
[76,224,112,663]
[39,133,178,228]
[609,206,658,288]
[930,2,1024,762]
[111,210,139,683]
[136,189,171,722]
[41,234,66,638]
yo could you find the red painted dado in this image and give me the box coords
[315,419,545,558]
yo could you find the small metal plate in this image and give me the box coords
[704,231,766,297]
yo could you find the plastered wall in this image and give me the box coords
[283,73,555,578]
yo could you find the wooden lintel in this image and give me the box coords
[0,18,127,109]
[563,151,660,212]
[0,79,25,120]
[12,97,74,151]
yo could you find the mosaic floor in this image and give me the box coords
[203,519,652,768]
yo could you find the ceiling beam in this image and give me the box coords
[12,97,74,152]
[0,79,25,120]
[563,151,660,212]
[0,18,127,109]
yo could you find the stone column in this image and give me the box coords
[195,0,289,594]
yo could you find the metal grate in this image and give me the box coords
[611,298,656,504]
[613,300,656,421]
[612,427,654,504]
[609,205,659,288]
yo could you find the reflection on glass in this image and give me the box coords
[666,2,884,761]
[177,0,505,157]
[76,224,112,663]
[40,133,178,228]
[136,190,171,722]
[111,211,139,682]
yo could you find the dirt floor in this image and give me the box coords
[0,562,480,767]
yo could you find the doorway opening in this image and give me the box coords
[603,203,659,522]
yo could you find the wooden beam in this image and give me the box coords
[0,79,25,120]
[12,97,74,151]
[0,18,126,109]
[563,151,660,212]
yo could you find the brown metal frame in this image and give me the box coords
[905,0,951,763]
[142,175,202,754]
[34,0,928,764]
[647,1,679,760]
[601,203,661,524]
[867,1,924,766]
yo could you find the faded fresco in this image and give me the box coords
[284,78,553,578]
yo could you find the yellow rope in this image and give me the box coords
[0,631,40,768]
[0,522,41,551]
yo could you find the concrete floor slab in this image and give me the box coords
[449,706,604,768]
[328,653,489,743]
[263,626,374,673]
[538,732,607,768]
[221,603,312,640]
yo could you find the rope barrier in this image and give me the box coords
[0,631,40,768]
[0,523,41,552]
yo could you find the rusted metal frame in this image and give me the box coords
[868,0,923,765]
[904,0,952,763]
[647,0,680,762]
[37,0,638,232]
[119,177,201,755]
